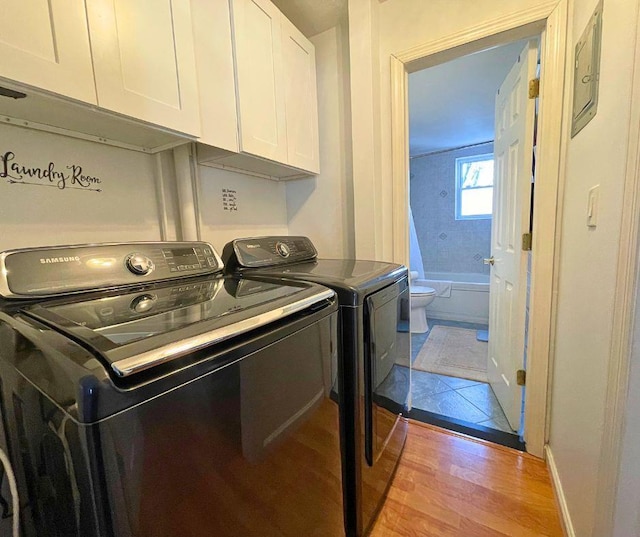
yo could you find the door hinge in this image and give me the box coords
[517,369,527,386]
[522,232,532,251]
[528,78,540,99]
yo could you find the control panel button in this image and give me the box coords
[130,294,157,314]
[275,242,290,258]
[125,253,155,276]
[204,247,212,255]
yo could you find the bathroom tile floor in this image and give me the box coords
[410,319,516,435]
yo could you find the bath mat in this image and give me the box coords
[476,329,489,342]
[413,326,488,383]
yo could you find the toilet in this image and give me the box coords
[408,205,436,333]
[409,271,436,333]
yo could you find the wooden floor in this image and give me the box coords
[370,421,564,537]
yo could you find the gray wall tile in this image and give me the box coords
[410,143,493,274]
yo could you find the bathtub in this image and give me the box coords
[414,271,490,324]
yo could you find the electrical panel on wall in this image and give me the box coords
[571,1,603,137]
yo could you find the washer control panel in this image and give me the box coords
[226,236,317,268]
[0,241,223,298]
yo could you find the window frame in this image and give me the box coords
[454,153,495,221]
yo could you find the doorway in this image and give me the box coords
[389,2,568,458]
[406,39,537,447]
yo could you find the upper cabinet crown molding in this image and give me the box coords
[86,0,201,137]
[0,0,96,104]
[194,0,320,178]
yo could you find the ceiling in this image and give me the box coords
[270,0,346,37]
[409,40,529,157]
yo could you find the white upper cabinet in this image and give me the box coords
[281,17,319,174]
[0,0,96,104]
[232,0,288,164]
[195,0,320,177]
[86,0,200,136]
[191,0,238,152]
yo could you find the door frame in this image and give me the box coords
[389,0,568,458]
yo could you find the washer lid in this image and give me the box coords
[21,275,334,378]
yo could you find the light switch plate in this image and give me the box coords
[587,184,600,227]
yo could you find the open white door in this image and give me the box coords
[487,41,538,431]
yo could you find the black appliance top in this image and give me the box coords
[244,259,406,305]
[16,274,333,378]
[0,272,336,423]
[0,241,339,425]
[222,237,407,306]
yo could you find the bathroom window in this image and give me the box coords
[455,154,494,220]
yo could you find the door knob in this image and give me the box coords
[483,256,495,266]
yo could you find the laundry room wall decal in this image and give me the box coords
[0,150,103,192]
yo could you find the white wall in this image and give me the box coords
[0,125,289,260]
[613,254,640,537]
[548,1,640,535]
[347,0,640,535]
[348,0,382,259]
[195,20,356,259]
[348,0,549,260]
[197,166,288,252]
[286,22,355,258]
[0,124,161,251]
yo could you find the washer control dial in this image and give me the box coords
[125,253,155,276]
[275,242,290,258]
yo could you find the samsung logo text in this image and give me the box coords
[40,257,81,264]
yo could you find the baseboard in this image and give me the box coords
[545,445,575,537]
[425,309,489,324]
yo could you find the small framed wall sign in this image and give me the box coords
[571,1,603,137]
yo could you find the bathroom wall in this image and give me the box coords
[197,166,289,253]
[410,142,493,275]
[0,124,163,252]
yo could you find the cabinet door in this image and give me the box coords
[0,0,96,103]
[191,0,238,152]
[282,19,320,174]
[232,0,288,163]
[86,0,200,136]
